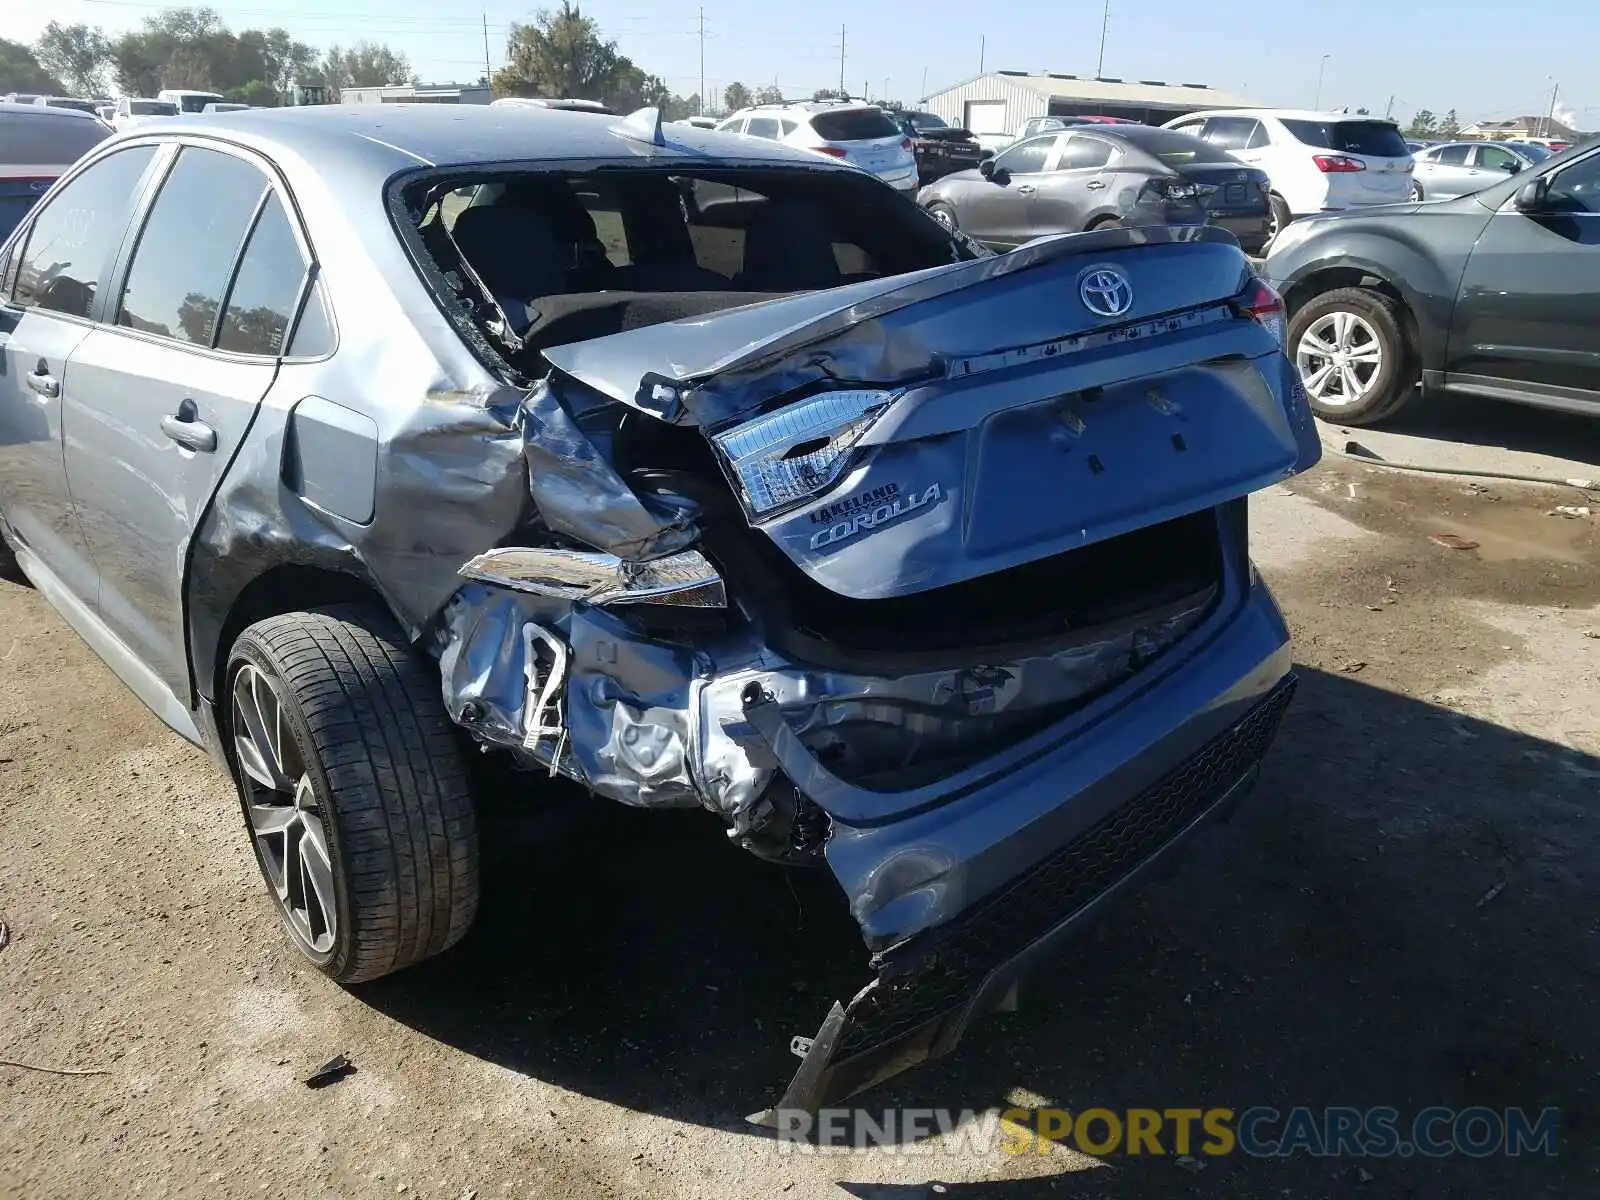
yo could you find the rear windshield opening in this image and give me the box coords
[1280,119,1409,158]
[809,108,901,142]
[405,165,972,371]
[0,111,109,166]
[1110,127,1245,166]
[131,101,179,116]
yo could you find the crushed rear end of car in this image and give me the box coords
[432,222,1320,1111]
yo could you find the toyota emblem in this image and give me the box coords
[1079,265,1134,319]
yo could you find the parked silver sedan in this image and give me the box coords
[1410,140,1536,201]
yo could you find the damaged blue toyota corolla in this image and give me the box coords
[0,103,1318,1112]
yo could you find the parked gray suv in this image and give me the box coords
[0,103,1318,1112]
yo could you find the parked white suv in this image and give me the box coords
[715,102,918,192]
[1163,109,1414,237]
[112,97,180,131]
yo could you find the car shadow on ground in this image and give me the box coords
[357,666,1598,1193]
[1354,387,1600,469]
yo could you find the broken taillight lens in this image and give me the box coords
[712,389,894,518]
[1232,277,1286,346]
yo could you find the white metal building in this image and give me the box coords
[340,83,492,105]
[921,71,1255,135]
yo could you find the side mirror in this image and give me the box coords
[979,159,996,179]
[1502,160,1522,174]
[1514,179,1547,211]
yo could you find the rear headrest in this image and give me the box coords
[739,198,843,290]
[450,204,567,301]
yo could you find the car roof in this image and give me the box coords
[98,103,859,192]
[1176,108,1397,124]
[0,103,101,123]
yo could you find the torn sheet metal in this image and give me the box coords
[460,546,726,607]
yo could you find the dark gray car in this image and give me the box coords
[918,124,1273,253]
[0,103,1317,1113]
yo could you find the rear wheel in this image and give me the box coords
[1087,215,1123,231]
[926,201,959,231]
[1267,193,1292,242]
[1287,287,1417,425]
[1410,180,1425,201]
[227,605,479,983]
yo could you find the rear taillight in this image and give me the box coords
[1232,277,1286,346]
[1313,154,1366,173]
[814,145,849,158]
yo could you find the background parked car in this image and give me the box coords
[1410,140,1536,201]
[32,97,101,115]
[113,98,180,131]
[715,101,918,192]
[156,88,225,114]
[975,114,1141,158]
[0,104,110,242]
[918,123,1271,252]
[1165,109,1413,238]
[1263,138,1600,424]
[201,102,252,114]
[885,109,987,184]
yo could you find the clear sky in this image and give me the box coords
[11,0,1590,128]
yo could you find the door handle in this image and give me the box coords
[1015,184,1037,195]
[26,369,59,401]
[1086,180,1107,190]
[160,398,218,453]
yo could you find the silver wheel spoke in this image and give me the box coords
[1303,362,1336,397]
[1301,331,1338,355]
[297,817,337,947]
[232,666,292,792]
[1340,362,1364,397]
[249,802,299,837]
[1347,346,1382,364]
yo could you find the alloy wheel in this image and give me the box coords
[231,663,337,957]
[1295,310,1385,408]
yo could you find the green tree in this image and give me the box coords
[1406,109,1437,138]
[754,84,784,105]
[34,22,111,96]
[811,87,846,102]
[493,2,643,107]
[0,37,65,94]
[1439,109,1460,138]
[314,41,414,93]
[722,80,752,112]
[663,92,699,120]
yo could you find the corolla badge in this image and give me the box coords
[1079,265,1134,318]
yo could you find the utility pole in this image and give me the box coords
[1096,0,1110,77]
[979,35,985,75]
[1544,81,1560,137]
[838,25,846,96]
[1384,94,1394,119]
[919,66,927,103]
[699,7,706,115]
[481,10,491,86]
[1313,53,1330,109]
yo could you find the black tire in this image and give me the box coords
[1410,180,1424,201]
[1268,193,1292,241]
[226,604,479,983]
[1088,214,1123,231]
[1286,286,1418,425]
[926,201,959,231]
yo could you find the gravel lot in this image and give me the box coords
[2,405,1598,1199]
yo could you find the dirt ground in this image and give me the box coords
[3,406,1599,1199]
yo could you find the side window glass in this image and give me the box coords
[1056,136,1113,171]
[1170,122,1203,137]
[217,192,310,356]
[1544,155,1600,214]
[1246,122,1271,149]
[15,146,156,317]
[288,285,334,358]
[116,147,269,346]
[995,136,1053,175]
[1437,145,1471,165]
[1204,118,1256,150]
[781,120,798,136]
[746,118,781,140]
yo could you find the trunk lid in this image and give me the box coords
[542,226,1319,599]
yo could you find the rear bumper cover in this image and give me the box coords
[755,577,1296,1115]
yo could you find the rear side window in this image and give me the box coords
[1056,136,1114,170]
[1115,127,1244,166]
[116,147,270,346]
[746,117,781,140]
[809,109,899,141]
[0,110,110,167]
[1280,119,1410,158]
[216,192,312,356]
[1475,144,1522,172]
[1435,145,1471,165]
[994,136,1054,175]
[1202,117,1262,150]
[14,146,156,317]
